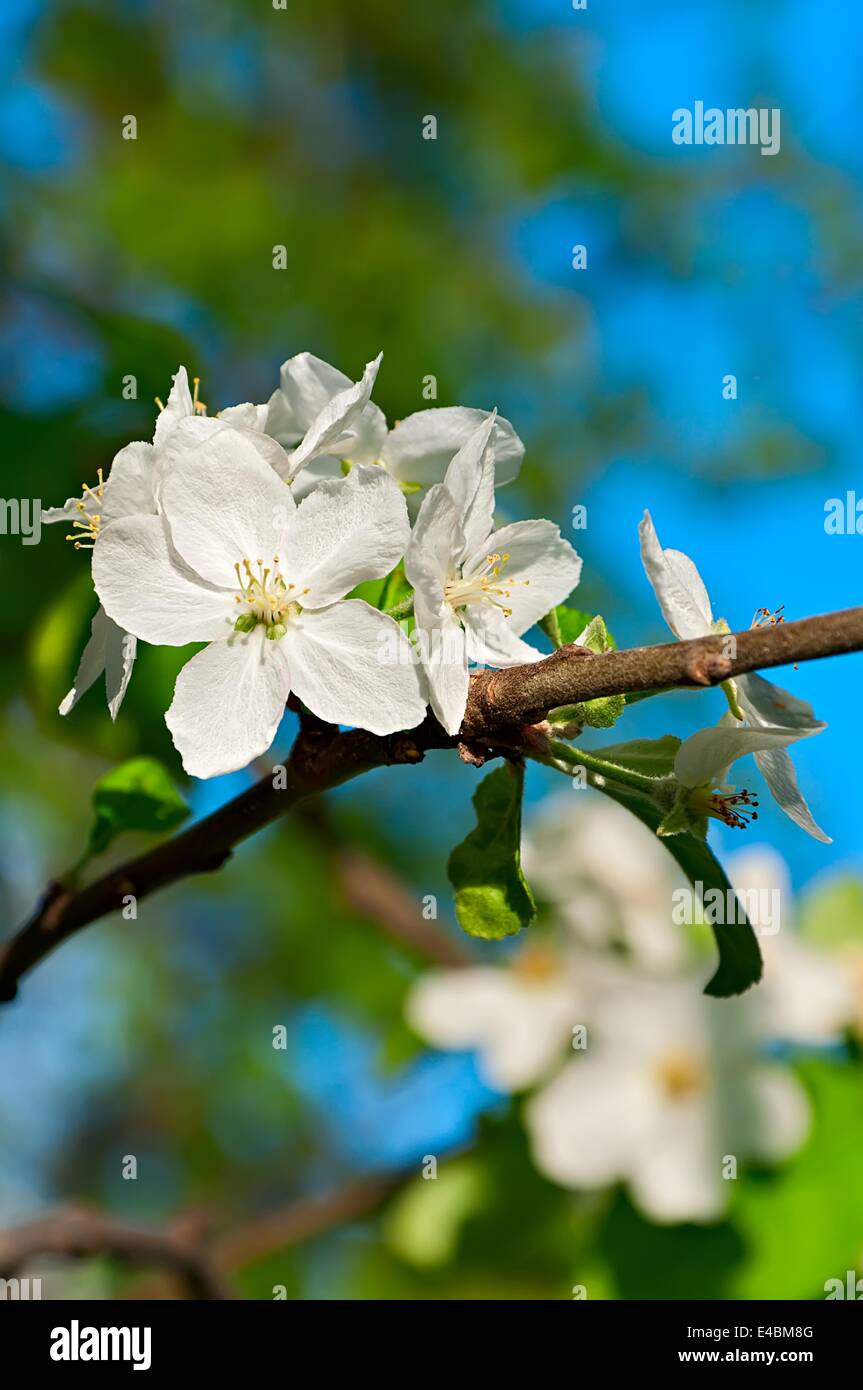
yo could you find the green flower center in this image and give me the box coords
[233,557,305,640]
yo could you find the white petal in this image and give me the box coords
[287,352,383,477]
[102,441,158,523]
[753,746,832,842]
[160,427,296,587]
[526,1058,654,1190]
[407,969,576,1092]
[462,605,543,667]
[381,406,524,488]
[639,510,714,640]
[166,628,292,778]
[443,414,497,561]
[276,356,388,466]
[152,366,193,449]
[404,483,462,606]
[738,672,823,733]
[285,600,426,734]
[279,352,354,429]
[60,605,111,715]
[104,623,137,721]
[287,455,344,501]
[674,722,818,789]
[629,1099,724,1224]
[283,465,409,608]
[464,518,582,636]
[742,1066,810,1164]
[162,414,293,486]
[92,514,234,646]
[262,386,303,447]
[217,402,269,432]
[412,596,469,736]
[42,497,89,525]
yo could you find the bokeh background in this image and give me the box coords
[1,0,862,1299]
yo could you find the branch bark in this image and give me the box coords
[0,1205,232,1300]
[2,605,861,1002]
[462,606,863,732]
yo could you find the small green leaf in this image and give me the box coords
[575,614,615,654]
[448,763,536,940]
[88,757,191,857]
[549,692,625,731]
[539,603,594,649]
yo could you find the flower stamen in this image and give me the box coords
[444,552,530,620]
[690,786,759,830]
[64,469,104,551]
[233,555,299,638]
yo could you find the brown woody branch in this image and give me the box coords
[0,1175,414,1300]
[2,605,861,1002]
[0,1205,232,1300]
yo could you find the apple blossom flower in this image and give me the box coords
[406,941,587,1092]
[221,350,524,499]
[639,510,830,841]
[670,714,824,834]
[91,427,427,777]
[404,415,582,734]
[525,965,810,1224]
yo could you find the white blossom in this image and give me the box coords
[91,427,427,777]
[222,350,524,499]
[405,415,581,734]
[525,965,810,1224]
[640,510,830,841]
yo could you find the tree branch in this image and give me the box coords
[462,606,863,732]
[2,605,861,1002]
[0,1205,232,1300]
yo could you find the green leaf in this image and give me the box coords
[539,603,594,649]
[593,735,682,780]
[88,756,191,857]
[584,749,762,997]
[347,562,412,614]
[448,763,536,940]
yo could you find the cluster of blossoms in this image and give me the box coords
[407,798,856,1224]
[44,353,827,844]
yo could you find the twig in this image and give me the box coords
[0,1205,232,1300]
[2,606,861,1002]
[296,801,471,968]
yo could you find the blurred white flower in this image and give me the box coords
[406,941,585,1092]
[522,793,688,971]
[640,510,830,842]
[728,846,856,1046]
[525,966,810,1224]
